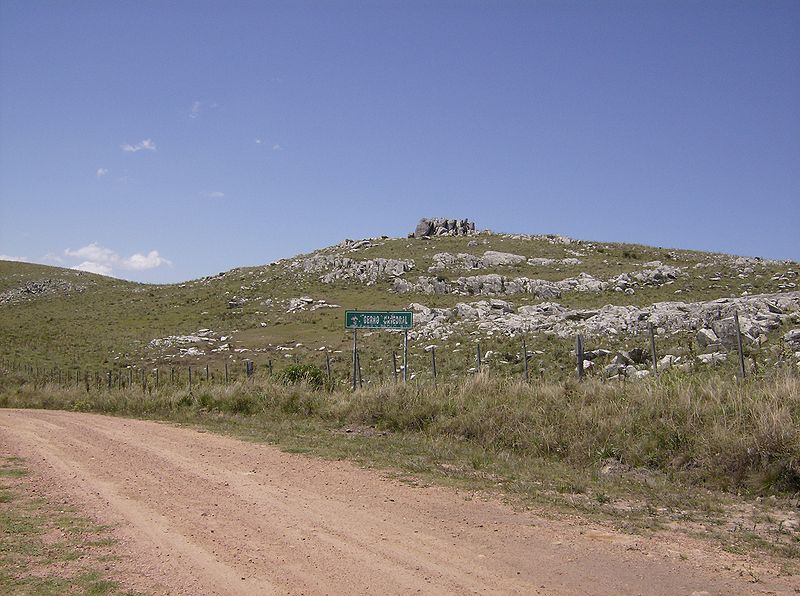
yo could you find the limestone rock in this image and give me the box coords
[698,352,727,365]
[696,328,719,348]
[412,218,476,238]
[784,329,800,347]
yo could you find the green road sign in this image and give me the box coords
[345,310,413,330]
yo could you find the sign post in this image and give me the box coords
[403,331,408,384]
[345,310,413,388]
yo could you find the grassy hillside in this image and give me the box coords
[0,229,797,384]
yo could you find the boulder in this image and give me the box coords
[784,329,800,347]
[481,251,526,267]
[696,328,719,348]
[412,218,476,238]
[626,347,648,365]
[698,352,727,365]
[414,219,435,238]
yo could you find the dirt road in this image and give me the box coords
[0,410,796,594]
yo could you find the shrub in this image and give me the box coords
[277,364,324,389]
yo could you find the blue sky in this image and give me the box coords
[1,1,798,283]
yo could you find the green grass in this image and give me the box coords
[0,457,119,595]
[1,232,796,376]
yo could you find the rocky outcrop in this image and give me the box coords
[412,218,476,238]
[287,297,340,313]
[0,279,87,306]
[295,255,414,285]
[405,291,800,342]
[428,251,581,272]
[394,265,681,298]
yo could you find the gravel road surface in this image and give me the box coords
[1,409,796,594]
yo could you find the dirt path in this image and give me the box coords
[0,409,796,595]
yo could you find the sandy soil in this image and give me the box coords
[0,409,797,595]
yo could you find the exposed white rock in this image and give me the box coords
[406,291,800,343]
[396,266,682,298]
[296,254,414,284]
[698,352,727,365]
[696,328,720,347]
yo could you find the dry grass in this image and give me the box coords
[2,366,798,495]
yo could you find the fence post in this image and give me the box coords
[206,364,210,382]
[325,352,331,384]
[431,346,437,385]
[392,351,398,384]
[734,311,746,380]
[522,337,529,383]
[129,368,133,387]
[649,323,658,376]
[188,366,192,392]
[576,335,585,380]
[268,359,273,376]
[476,342,482,373]
[225,363,229,385]
[155,367,159,388]
[107,370,112,390]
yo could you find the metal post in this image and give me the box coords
[576,335,585,380]
[155,368,159,387]
[189,366,192,392]
[403,331,408,384]
[225,362,229,385]
[268,359,273,375]
[522,337,529,383]
[476,342,482,373]
[107,371,112,390]
[431,346,437,385]
[734,311,746,380]
[357,351,363,388]
[352,329,358,390]
[206,364,209,382]
[649,323,658,375]
[392,351,398,384]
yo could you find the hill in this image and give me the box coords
[1,218,798,384]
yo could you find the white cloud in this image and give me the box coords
[255,138,262,145]
[122,251,171,271]
[189,101,201,119]
[0,254,28,262]
[121,139,156,153]
[63,243,171,277]
[96,167,108,178]
[272,144,283,151]
[203,191,225,199]
[72,261,113,276]
[65,242,118,264]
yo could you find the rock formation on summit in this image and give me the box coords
[412,218,476,238]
